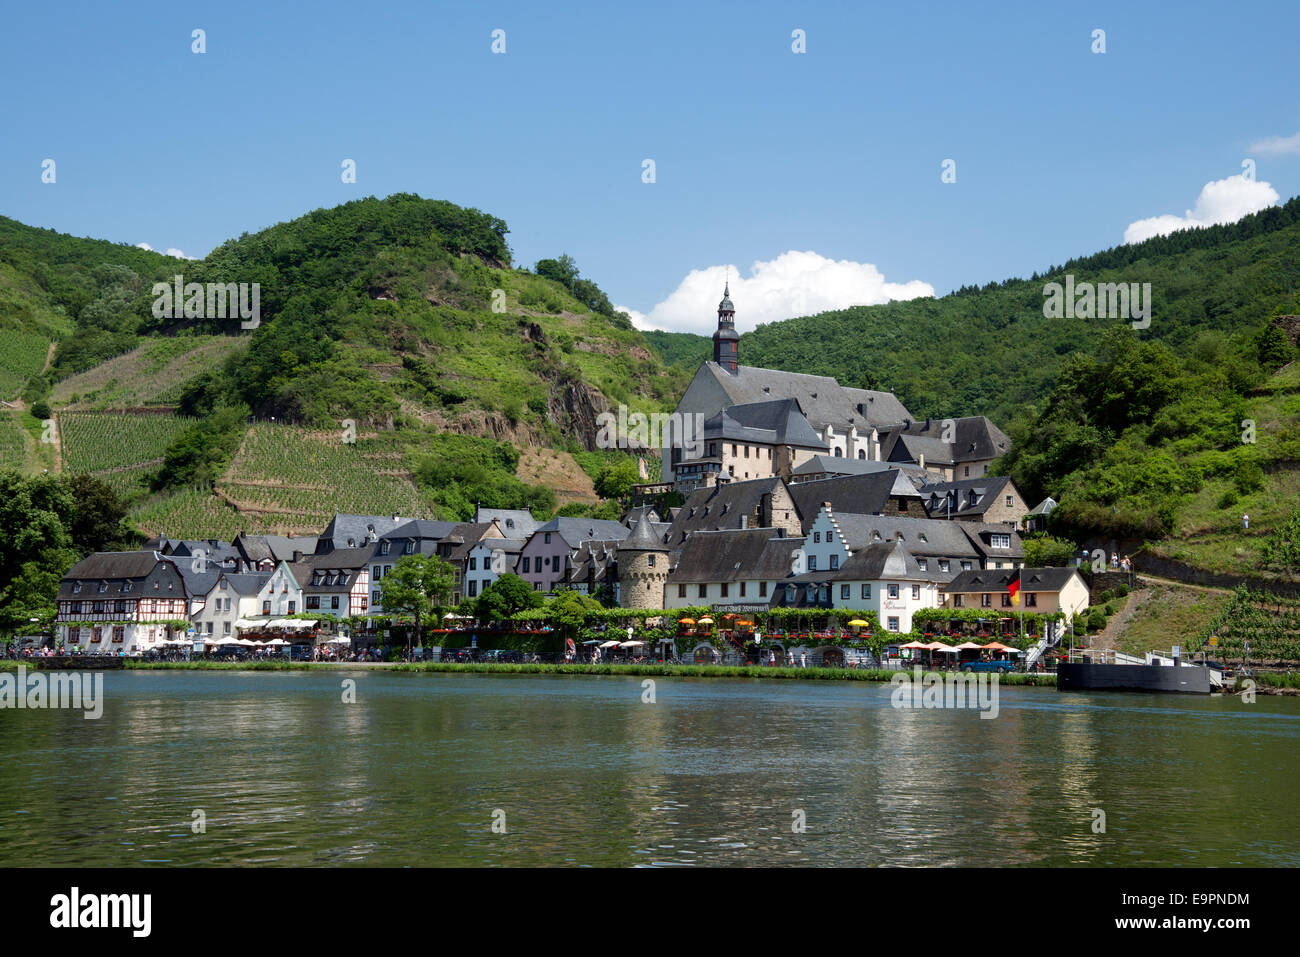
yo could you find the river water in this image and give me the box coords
[1,670,1296,866]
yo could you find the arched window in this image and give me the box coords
[857,449,866,459]
[833,448,842,457]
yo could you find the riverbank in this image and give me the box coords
[0,658,1058,685]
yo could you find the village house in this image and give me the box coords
[190,571,272,640]
[517,518,631,593]
[288,548,372,621]
[232,533,319,572]
[664,527,804,611]
[919,474,1028,525]
[664,477,801,548]
[367,519,460,614]
[464,537,526,599]
[879,416,1011,480]
[775,540,947,634]
[941,567,1089,623]
[785,470,929,530]
[56,551,191,653]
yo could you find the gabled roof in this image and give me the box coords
[668,528,803,583]
[944,567,1083,593]
[824,513,981,560]
[778,540,945,585]
[696,363,913,431]
[880,416,1011,466]
[789,455,928,481]
[702,398,828,450]
[383,519,460,541]
[785,471,922,529]
[959,523,1026,560]
[664,476,790,545]
[919,475,1017,518]
[473,508,541,538]
[59,551,185,599]
[288,547,372,592]
[233,533,319,565]
[318,514,413,551]
[203,572,272,598]
[530,517,631,549]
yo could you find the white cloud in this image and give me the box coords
[1247,131,1300,156]
[617,250,934,334]
[136,241,193,259]
[1123,174,1280,244]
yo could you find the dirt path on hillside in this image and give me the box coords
[1091,587,1150,651]
[41,341,55,375]
[1135,573,1233,595]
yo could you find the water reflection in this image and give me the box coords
[0,672,1297,866]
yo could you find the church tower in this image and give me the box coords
[712,282,739,373]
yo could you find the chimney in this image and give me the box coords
[292,550,303,562]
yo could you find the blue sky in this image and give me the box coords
[3,0,1299,334]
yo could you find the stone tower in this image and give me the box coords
[618,517,670,609]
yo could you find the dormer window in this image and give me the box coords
[380,542,390,555]
[99,582,107,593]
[73,582,82,594]
[404,541,414,554]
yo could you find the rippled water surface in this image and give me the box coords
[1,670,1297,866]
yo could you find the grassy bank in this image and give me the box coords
[100,658,1058,685]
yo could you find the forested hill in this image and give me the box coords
[739,197,1300,428]
[0,195,689,537]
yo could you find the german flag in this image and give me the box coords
[1007,569,1022,607]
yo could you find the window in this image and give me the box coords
[862,584,872,600]
[372,590,381,604]
[469,557,477,571]
[888,584,899,599]
[69,628,80,643]
[380,542,390,555]
[744,446,749,458]
[307,596,321,610]
[1006,496,1012,507]
[678,584,687,598]
[759,581,768,597]
[962,561,973,571]
[828,531,834,542]
[73,582,82,594]
[91,627,103,643]
[981,593,992,608]
[918,559,928,571]
[939,560,950,572]
[830,555,839,570]
[288,601,296,613]
[262,600,271,615]
[698,584,707,598]
[404,541,414,554]
[1026,593,1038,608]
[384,565,392,577]
[739,581,747,597]
[544,533,552,544]
[112,626,125,643]
[720,583,729,598]
[911,585,920,600]
[99,583,107,593]
[360,596,368,610]
[953,594,964,608]
[1001,594,1013,607]
[887,617,899,632]
[468,581,478,597]
[840,584,850,599]
[809,555,817,571]
[814,532,820,543]
[223,621,231,635]
[964,466,970,477]
[331,596,339,610]
[991,533,1010,549]
[648,555,655,567]
[114,600,126,613]
[523,557,531,573]
[93,601,105,613]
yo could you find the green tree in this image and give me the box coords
[594,458,640,500]
[1022,534,1079,567]
[475,573,543,620]
[379,554,456,657]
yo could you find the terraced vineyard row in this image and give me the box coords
[1198,586,1300,663]
[129,487,260,540]
[0,409,27,472]
[215,423,434,530]
[58,412,194,485]
[0,329,49,399]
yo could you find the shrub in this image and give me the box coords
[1087,608,1107,632]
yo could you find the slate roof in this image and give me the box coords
[532,517,631,549]
[695,363,913,432]
[702,398,828,450]
[59,551,186,600]
[473,508,541,538]
[825,513,982,560]
[778,540,945,585]
[287,547,373,593]
[623,516,671,551]
[961,523,1026,561]
[789,456,928,481]
[785,471,922,528]
[664,477,790,546]
[234,534,319,566]
[880,416,1011,466]
[919,475,1017,519]
[668,528,804,583]
[202,572,272,598]
[318,514,414,551]
[943,567,1082,594]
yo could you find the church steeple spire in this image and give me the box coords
[713,280,739,373]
